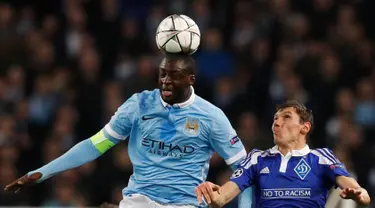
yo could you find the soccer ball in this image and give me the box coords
[156,14,201,55]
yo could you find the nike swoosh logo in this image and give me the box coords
[142,116,154,120]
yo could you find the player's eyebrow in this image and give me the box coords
[282,111,293,115]
[274,110,293,118]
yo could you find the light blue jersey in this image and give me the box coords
[103,88,247,207]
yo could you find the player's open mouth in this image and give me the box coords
[162,90,172,97]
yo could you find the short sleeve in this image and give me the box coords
[314,148,351,185]
[104,93,139,140]
[209,108,246,165]
[230,149,261,192]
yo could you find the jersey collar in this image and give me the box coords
[269,145,310,156]
[160,86,196,108]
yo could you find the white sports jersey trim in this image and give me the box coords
[244,151,264,169]
[269,145,310,156]
[310,150,335,165]
[279,154,292,173]
[225,148,247,165]
[104,124,127,140]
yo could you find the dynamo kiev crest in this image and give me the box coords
[183,117,200,136]
[294,158,311,180]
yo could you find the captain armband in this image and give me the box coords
[90,130,116,154]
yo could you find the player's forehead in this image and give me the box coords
[159,58,185,72]
[274,107,298,117]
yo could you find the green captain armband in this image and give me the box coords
[90,130,116,154]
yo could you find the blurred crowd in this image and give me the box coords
[0,0,375,207]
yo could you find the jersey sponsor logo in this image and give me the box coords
[230,136,239,145]
[294,158,311,180]
[261,188,311,199]
[260,167,270,174]
[231,168,243,179]
[141,138,195,158]
[183,117,200,136]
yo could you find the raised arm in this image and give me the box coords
[196,150,260,207]
[313,148,371,206]
[4,136,116,193]
[336,176,371,206]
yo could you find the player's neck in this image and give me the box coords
[278,139,306,156]
[169,87,192,105]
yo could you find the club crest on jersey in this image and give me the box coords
[294,158,311,180]
[183,117,200,136]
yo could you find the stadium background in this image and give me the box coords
[0,0,375,207]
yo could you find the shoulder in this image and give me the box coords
[131,89,160,107]
[195,95,227,119]
[239,149,269,169]
[136,89,159,101]
[309,148,341,165]
[117,89,159,113]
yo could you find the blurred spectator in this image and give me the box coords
[16,7,35,35]
[326,88,355,146]
[354,78,375,127]
[196,28,234,84]
[236,111,271,151]
[28,75,58,125]
[41,177,86,207]
[122,55,158,99]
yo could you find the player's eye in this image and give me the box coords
[284,115,291,119]
[160,71,166,77]
[169,72,183,80]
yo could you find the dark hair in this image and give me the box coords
[163,53,196,75]
[276,100,314,134]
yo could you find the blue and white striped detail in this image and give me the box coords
[311,148,340,165]
[240,149,268,169]
[240,149,261,166]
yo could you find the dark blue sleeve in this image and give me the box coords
[316,148,351,186]
[229,149,260,192]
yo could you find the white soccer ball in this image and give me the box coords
[156,14,201,55]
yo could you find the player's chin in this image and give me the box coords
[161,93,174,102]
[273,136,284,145]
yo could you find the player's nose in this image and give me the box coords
[161,75,172,84]
[273,120,281,128]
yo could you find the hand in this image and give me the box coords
[340,187,371,205]
[195,182,221,207]
[4,172,42,194]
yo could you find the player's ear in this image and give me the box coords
[188,75,195,85]
[301,122,311,135]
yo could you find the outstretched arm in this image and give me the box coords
[4,130,120,193]
[336,176,371,206]
[4,93,139,193]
